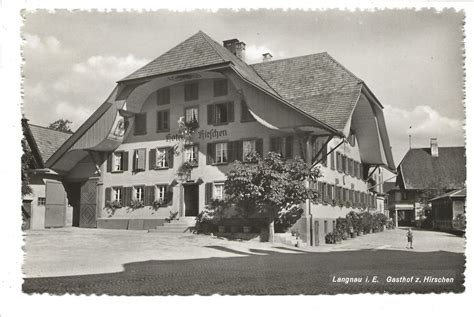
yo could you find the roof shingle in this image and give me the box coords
[29,125,72,163]
[399,147,466,190]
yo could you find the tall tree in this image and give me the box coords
[224,152,321,242]
[21,137,33,197]
[48,119,73,133]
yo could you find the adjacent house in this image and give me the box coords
[386,139,466,227]
[430,188,466,231]
[22,118,73,229]
[44,31,395,245]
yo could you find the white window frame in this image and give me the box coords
[185,144,199,164]
[112,187,122,203]
[156,185,168,202]
[134,186,144,202]
[37,197,46,206]
[185,107,199,123]
[214,183,225,201]
[113,152,123,172]
[156,148,169,168]
[215,142,228,164]
[242,140,256,160]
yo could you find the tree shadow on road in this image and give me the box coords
[23,249,465,296]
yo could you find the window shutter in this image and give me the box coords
[205,182,213,205]
[330,150,335,170]
[106,154,112,172]
[166,185,174,205]
[122,151,129,171]
[137,149,146,170]
[270,137,277,153]
[207,143,215,165]
[157,111,162,132]
[123,187,132,207]
[235,140,243,161]
[227,141,235,163]
[256,138,263,157]
[285,136,293,158]
[227,102,234,122]
[134,113,147,135]
[144,186,155,206]
[207,104,215,125]
[149,148,156,170]
[164,110,170,131]
[132,150,137,171]
[167,147,174,168]
[194,144,199,165]
[105,187,111,202]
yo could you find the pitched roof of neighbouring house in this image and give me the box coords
[28,124,72,163]
[251,53,363,131]
[119,31,365,133]
[399,147,466,190]
[430,188,466,201]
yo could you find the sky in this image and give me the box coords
[21,9,465,165]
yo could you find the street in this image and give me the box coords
[22,227,465,295]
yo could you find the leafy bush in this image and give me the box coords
[105,200,122,211]
[275,206,304,233]
[325,232,336,244]
[360,212,373,233]
[453,214,466,230]
[336,217,349,235]
[129,199,144,209]
[346,211,361,232]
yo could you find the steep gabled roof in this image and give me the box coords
[26,124,72,164]
[398,147,466,190]
[251,53,363,131]
[430,188,466,201]
[119,31,278,96]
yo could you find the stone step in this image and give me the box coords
[148,227,194,233]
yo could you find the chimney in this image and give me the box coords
[262,52,273,62]
[223,39,246,60]
[430,138,439,157]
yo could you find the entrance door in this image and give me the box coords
[79,178,98,228]
[314,220,320,246]
[184,184,199,217]
[45,181,67,227]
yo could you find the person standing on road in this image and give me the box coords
[406,228,414,249]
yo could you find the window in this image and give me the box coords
[156,185,168,202]
[156,148,170,168]
[207,102,234,125]
[214,183,225,200]
[240,101,255,122]
[242,140,256,159]
[324,220,328,234]
[213,79,228,97]
[134,186,144,202]
[348,158,353,176]
[157,110,170,132]
[184,82,199,101]
[270,136,293,159]
[112,187,122,204]
[134,113,147,135]
[215,142,228,164]
[185,107,199,124]
[113,152,123,172]
[336,152,342,172]
[330,149,335,170]
[312,137,328,166]
[156,87,170,105]
[132,149,146,171]
[185,144,199,166]
[38,197,46,206]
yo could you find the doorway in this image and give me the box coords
[65,182,81,227]
[184,184,199,217]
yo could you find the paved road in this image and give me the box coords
[22,227,465,295]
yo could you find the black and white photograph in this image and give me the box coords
[1,2,473,316]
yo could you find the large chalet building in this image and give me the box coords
[41,31,395,246]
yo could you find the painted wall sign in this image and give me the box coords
[197,129,228,140]
[165,128,228,142]
[108,113,126,141]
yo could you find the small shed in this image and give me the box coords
[430,188,466,230]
